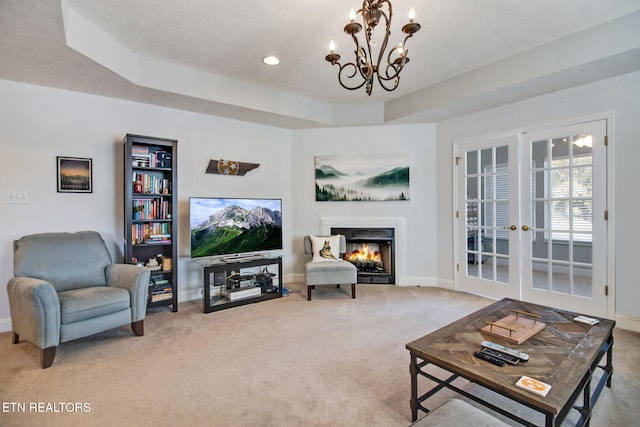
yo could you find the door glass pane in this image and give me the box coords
[574,265,592,297]
[531,140,547,160]
[531,259,549,290]
[466,151,478,174]
[483,201,494,227]
[551,262,570,294]
[481,148,493,168]
[467,176,478,198]
[482,256,495,281]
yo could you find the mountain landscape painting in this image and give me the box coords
[315,154,410,201]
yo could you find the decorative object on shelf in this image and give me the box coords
[325,1,421,95]
[315,153,409,201]
[146,257,161,271]
[205,159,260,176]
[56,156,92,193]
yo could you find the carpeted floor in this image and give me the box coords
[1,283,638,426]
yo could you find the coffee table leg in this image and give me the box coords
[606,335,614,387]
[410,354,418,422]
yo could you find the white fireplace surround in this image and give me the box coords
[320,216,407,286]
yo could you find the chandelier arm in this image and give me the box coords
[336,62,369,91]
[375,69,400,92]
[351,33,372,83]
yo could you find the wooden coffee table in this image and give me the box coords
[406,298,615,426]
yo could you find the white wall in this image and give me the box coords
[435,71,640,329]
[290,124,438,285]
[0,80,292,331]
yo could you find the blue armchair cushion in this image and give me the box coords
[13,231,111,292]
[58,286,130,324]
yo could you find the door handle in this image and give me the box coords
[522,225,531,231]
[502,225,517,230]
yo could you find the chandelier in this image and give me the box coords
[325,1,421,96]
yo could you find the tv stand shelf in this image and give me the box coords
[198,257,283,313]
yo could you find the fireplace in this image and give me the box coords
[331,227,395,284]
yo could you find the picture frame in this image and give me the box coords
[57,156,93,193]
[315,153,409,201]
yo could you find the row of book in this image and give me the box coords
[132,198,171,220]
[132,146,172,168]
[149,276,173,303]
[133,172,171,195]
[131,223,172,245]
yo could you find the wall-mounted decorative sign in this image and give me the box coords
[315,153,409,201]
[205,159,260,176]
[57,156,93,193]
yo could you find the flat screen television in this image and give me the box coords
[190,197,282,259]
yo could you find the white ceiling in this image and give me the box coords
[1,0,640,128]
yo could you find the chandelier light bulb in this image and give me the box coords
[349,8,356,22]
[329,40,336,53]
[409,6,416,22]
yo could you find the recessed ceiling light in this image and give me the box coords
[262,56,280,66]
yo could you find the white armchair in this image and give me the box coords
[304,235,357,301]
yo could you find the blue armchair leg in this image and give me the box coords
[131,320,144,336]
[41,346,56,369]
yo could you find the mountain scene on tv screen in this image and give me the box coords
[191,205,282,257]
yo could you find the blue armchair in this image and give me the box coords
[7,231,150,368]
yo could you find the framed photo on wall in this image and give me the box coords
[57,156,93,193]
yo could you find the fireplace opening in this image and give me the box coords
[331,227,395,284]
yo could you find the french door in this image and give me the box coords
[455,120,608,317]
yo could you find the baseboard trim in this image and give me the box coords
[614,313,640,333]
[0,317,12,333]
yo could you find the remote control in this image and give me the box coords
[473,351,505,366]
[481,341,530,362]
[480,347,520,365]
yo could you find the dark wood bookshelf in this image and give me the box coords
[124,134,178,312]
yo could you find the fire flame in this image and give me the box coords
[345,243,382,263]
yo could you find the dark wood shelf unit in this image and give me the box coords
[198,257,283,313]
[124,134,178,312]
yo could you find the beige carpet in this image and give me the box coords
[1,284,639,426]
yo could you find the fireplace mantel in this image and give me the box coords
[320,217,406,286]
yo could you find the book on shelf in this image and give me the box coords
[149,279,173,301]
[132,147,172,169]
[150,293,173,302]
[131,223,172,244]
[131,198,171,220]
[132,172,171,195]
